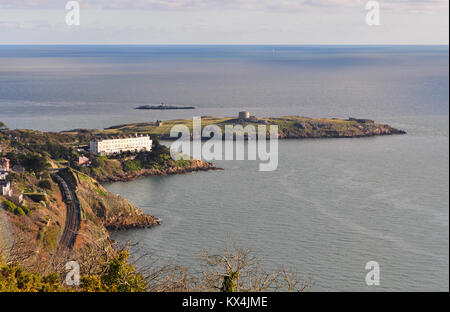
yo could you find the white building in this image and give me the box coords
[0,180,12,197]
[90,134,152,155]
[0,157,10,195]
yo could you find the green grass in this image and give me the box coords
[42,223,60,252]
[94,188,107,197]
[175,159,190,167]
[101,116,361,138]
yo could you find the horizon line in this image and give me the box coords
[0,43,448,46]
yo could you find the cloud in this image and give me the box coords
[1,0,448,12]
[0,3,447,44]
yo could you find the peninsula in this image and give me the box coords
[103,114,406,140]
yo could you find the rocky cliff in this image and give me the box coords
[93,159,218,183]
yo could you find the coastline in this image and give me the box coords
[93,160,220,183]
[0,115,405,270]
[102,116,407,141]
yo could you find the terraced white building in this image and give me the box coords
[90,134,152,155]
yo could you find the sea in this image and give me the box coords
[0,45,448,291]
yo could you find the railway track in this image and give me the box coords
[52,172,81,250]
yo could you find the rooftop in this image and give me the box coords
[92,133,151,142]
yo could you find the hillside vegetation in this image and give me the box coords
[101,115,406,140]
[0,125,161,275]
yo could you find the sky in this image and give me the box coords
[0,0,448,44]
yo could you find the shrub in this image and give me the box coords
[2,200,16,213]
[21,206,31,215]
[175,159,190,167]
[20,153,49,174]
[123,160,142,172]
[81,251,147,292]
[14,207,25,216]
[38,180,52,190]
[43,224,60,251]
[91,157,105,168]
[0,263,64,292]
[135,139,172,169]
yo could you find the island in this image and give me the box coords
[135,104,196,110]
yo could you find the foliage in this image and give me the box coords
[94,187,107,197]
[14,207,25,216]
[90,156,105,168]
[1,200,29,216]
[135,139,172,169]
[33,143,74,161]
[0,262,65,292]
[38,180,52,190]
[20,154,49,174]
[0,250,147,293]
[221,271,239,292]
[21,205,30,215]
[5,152,19,167]
[0,241,311,293]
[2,200,16,213]
[122,160,142,172]
[175,159,190,167]
[81,251,147,292]
[42,224,60,252]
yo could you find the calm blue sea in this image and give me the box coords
[0,45,448,291]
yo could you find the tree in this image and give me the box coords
[81,251,147,292]
[0,121,7,130]
[135,138,171,168]
[5,152,19,166]
[20,154,49,174]
[200,242,312,292]
[90,156,105,168]
[38,179,52,190]
[221,271,239,292]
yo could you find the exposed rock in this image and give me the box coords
[95,160,220,183]
[105,213,160,231]
[279,121,406,139]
